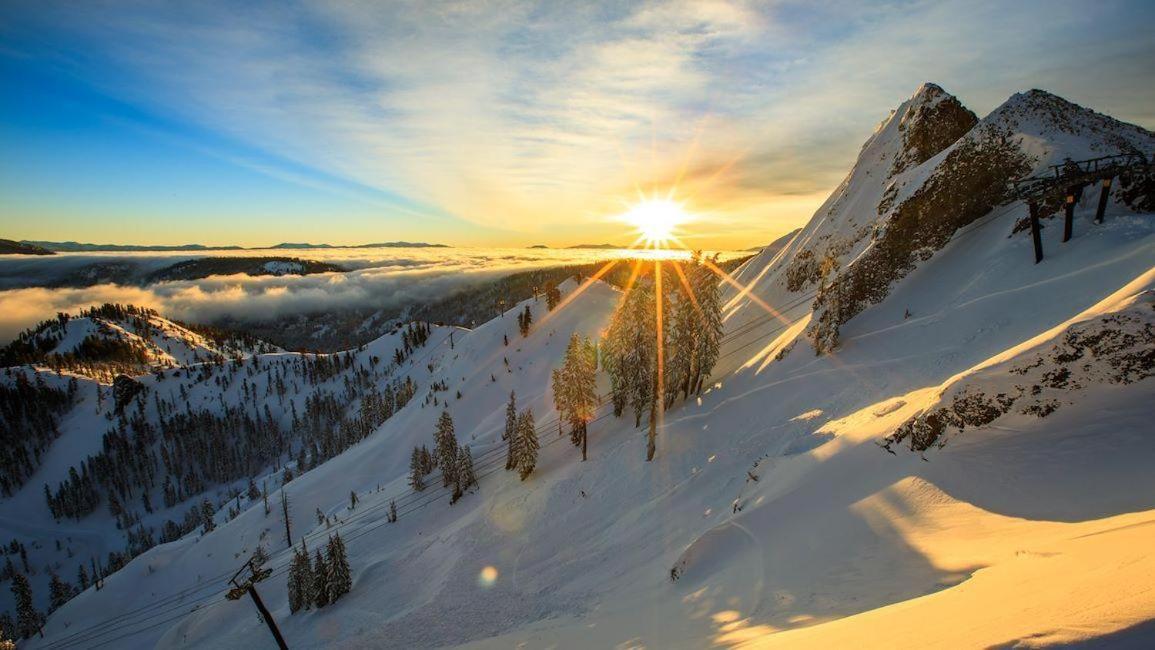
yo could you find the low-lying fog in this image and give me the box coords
[0,246,744,345]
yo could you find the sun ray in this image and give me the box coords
[537,258,622,328]
[652,258,665,459]
[700,258,791,327]
[670,259,704,320]
[618,258,646,308]
[670,118,708,194]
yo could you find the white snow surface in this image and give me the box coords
[9,86,1155,649]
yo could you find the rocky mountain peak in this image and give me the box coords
[890,82,978,176]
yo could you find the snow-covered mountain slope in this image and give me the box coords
[0,305,280,380]
[11,85,1155,649]
[0,315,447,624]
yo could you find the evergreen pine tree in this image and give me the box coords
[325,534,352,603]
[312,550,329,608]
[545,283,562,311]
[435,410,458,487]
[692,255,723,395]
[10,572,42,639]
[77,563,89,591]
[503,391,517,470]
[201,498,215,534]
[48,571,74,613]
[287,540,312,613]
[552,334,599,460]
[452,444,476,503]
[459,445,476,491]
[603,277,659,459]
[388,499,397,523]
[408,447,425,491]
[514,408,539,480]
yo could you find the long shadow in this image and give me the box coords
[988,618,1155,649]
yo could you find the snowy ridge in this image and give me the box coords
[7,306,281,381]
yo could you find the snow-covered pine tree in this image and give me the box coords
[287,540,312,613]
[10,572,42,639]
[408,447,425,491]
[552,334,599,460]
[312,549,329,608]
[435,410,458,488]
[604,278,656,427]
[689,253,723,396]
[461,445,476,489]
[600,322,627,417]
[47,571,74,613]
[545,283,561,311]
[388,499,397,523]
[201,499,215,534]
[514,408,539,480]
[325,533,352,603]
[453,444,477,502]
[665,265,696,407]
[504,391,517,470]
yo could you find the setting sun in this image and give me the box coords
[622,198,689,248]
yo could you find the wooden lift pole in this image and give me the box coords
[1029,201,1044,264]
[228,557,289,650]
[1095,177,1112,224]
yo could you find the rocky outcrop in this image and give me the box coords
[883,291,1155,452]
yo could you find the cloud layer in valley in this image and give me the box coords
[0,247,743,343]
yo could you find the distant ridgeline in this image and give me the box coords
[15,256,348,290]
[0,304,277,381]
[0,239,54,255]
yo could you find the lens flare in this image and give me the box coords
[477,565,499,588]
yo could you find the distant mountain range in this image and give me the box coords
[21,241,243,252]
[0,239,55,255]
[270,242,449,249]
[18,240,448,252]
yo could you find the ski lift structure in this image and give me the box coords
[1008,152,1153,263]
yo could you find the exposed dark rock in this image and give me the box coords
[113,374,145,413]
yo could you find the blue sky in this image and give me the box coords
[1,0,1153,248]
